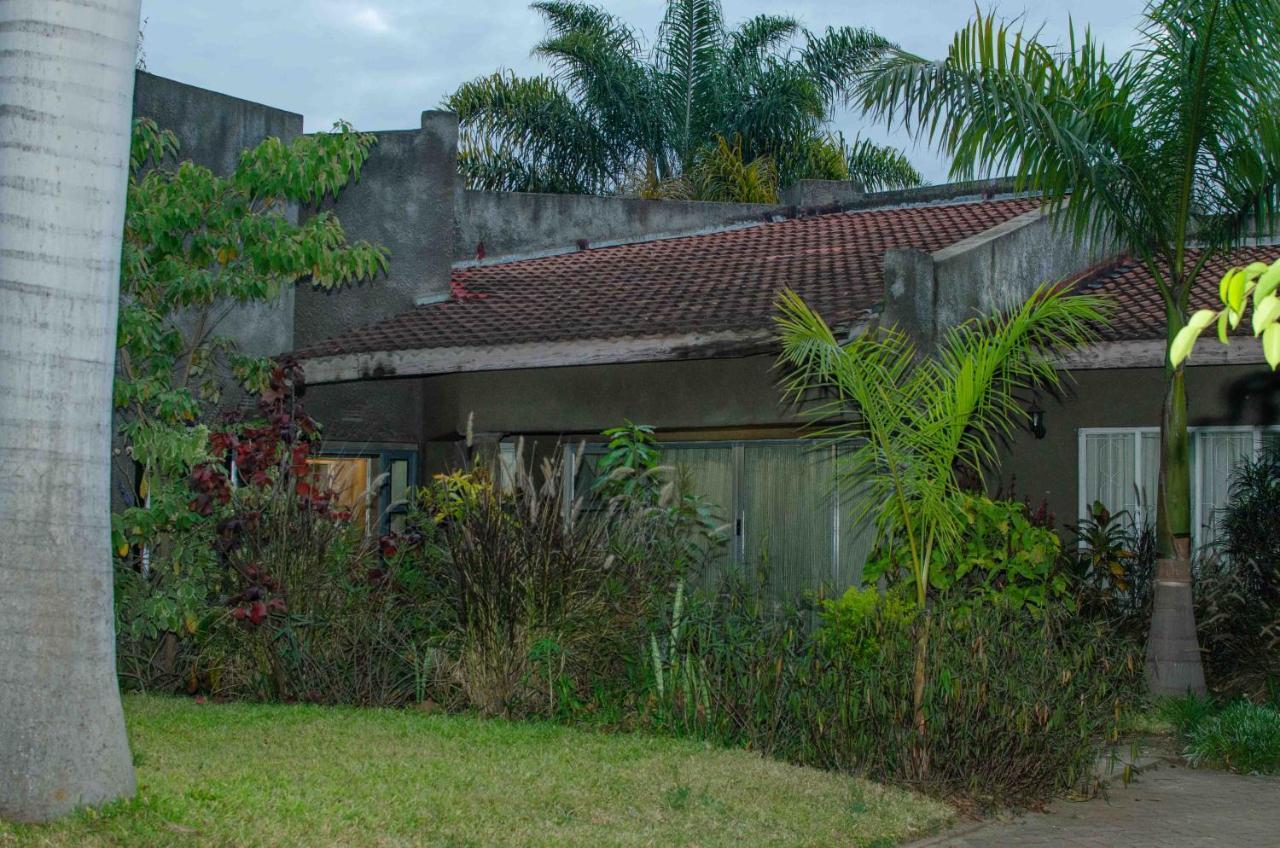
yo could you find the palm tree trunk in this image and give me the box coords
[1148,360,1207,696]
[0,0,141,823]
[910,612,931,780]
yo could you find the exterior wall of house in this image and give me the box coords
[455,191,780,263]
[132,71,303,357]
[303,353,805,482]
[997,363,1280,525]
[294,111,459,349]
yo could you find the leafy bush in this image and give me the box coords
[638,575,1142,807]
[1064,502,1156,632]
[381,441,718,719]
[116,361,423,705]
[1163,697,1280,774]
[866,496,1068,612]
[1197,447,1280,698]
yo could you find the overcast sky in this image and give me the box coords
[137,0,1148,184]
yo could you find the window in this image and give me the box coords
[306,447,417,536]
[1078,426,1280,548]
[565,439,876,597]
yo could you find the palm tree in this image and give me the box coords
[0,0,141,822]
[858,1,1280,696]
[447,0,922,199]
[776,283,1108,776]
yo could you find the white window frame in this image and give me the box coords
[1078,425,1280,550]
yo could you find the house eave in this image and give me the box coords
[298,327,793,384]
[1058,338,1268,370]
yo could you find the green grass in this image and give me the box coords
[1159,696,1280,775]
[0,696,951,847]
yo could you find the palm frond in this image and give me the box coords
[447,71,618,193]
[656,0,727,169]
[845,137,924,191]
[776,284,1108,602]
[800,26,896,107]
[726,15,800,69]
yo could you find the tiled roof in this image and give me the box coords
[1081,246,1280,342]
[294,197,1040,358]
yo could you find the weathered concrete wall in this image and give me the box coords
[132,71,304,357]
[780,179,863,208]
[417,354,799,439]
[884,204,1113,349]
[998,363,1280,528]
[455,190,778,262]
[133,71,303,176]
[294,111,458,349]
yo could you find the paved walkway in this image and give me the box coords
[911,763,1280,847]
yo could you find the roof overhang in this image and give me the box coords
[299,327,785,384]
[1058,338,1268,370]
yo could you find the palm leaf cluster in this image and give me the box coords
[857,0,1280,554]
[447,0,923,200]
[776,285,1109,605]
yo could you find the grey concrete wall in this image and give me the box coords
[780,179,864,208]
[998,363,1280,528]
[884,205,1113,350]
[294,111,459,349]
[455,190,779,262]
[131,71,304,358]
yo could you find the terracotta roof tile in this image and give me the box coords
[295,197,1041,358]
[1081,246,1280,342]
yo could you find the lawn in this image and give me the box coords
[1,695,951,848]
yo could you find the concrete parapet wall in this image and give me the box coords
[131,71,303,358]
[294,111,458,349]
[884,203,1114,350]
[455,190,778,262]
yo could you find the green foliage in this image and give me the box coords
[818,585,913,664]
[113,117,385,649]
[1064,502,1157,631]
[865,496,1067,612]
[858,1,1280,552]
[1163,697,1280,774]
[593,420,661,498]
[1172,258,1280,369]
[641,576,1142,806]
[1196,446,1280,697]
[380,447,701,718]
[447,0,920,196]
[776,283,1107,608]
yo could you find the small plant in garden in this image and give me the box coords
[776,282,1108,775]
[1163,696,1280,775]
[1196,446,1280,697]
[864,495,1068,613]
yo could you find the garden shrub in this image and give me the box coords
[116,361,421,705]
[1063,502,1156,634]
[1196,446,1280,698]
[1163,696,1280,774]
[865,496,1070,613]
[639,575,1142,808]
[381,442,720,719]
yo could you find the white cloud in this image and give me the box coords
[349,5,391,35]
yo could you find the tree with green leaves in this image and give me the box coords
[776,283,1108,777]
[857,1,1280,695]
[447,0,922,200]
[111,119,385,671]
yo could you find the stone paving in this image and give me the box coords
[910,763,1280,847]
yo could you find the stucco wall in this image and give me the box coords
[884,205,1113,350]
[294,111,458,349]
[998,363,1280,526]
[132,71,303,357]
[454,190,779,262]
